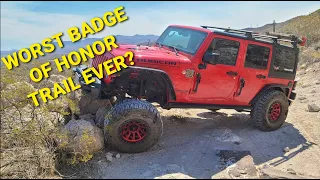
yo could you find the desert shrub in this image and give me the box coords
[0,65,80,179]
[314,41,320,51]
[299,47,320,68]
[1,82,57,178]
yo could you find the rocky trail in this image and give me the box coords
[60,62,320,179]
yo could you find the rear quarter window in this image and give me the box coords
[244,44,270,69]
[273,48,296,73]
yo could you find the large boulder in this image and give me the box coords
[56,120,104,154]
[78,94,112,115]
[307,104,320,112]
[79,114,96,126]
[95,107,112,128]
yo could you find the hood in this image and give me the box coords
[107,44,191,68]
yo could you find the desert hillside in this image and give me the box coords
[244,9,320,46]
[244,9,320,69]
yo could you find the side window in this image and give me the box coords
[244,44,270,69]
[273,48,296,73]
[206,38,240,66]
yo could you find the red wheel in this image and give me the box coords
[252,90,289,131]
[121,120,148,143]
[104,99,163,153]
[268,102,281,121]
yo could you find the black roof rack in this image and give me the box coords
[201,26,305,47]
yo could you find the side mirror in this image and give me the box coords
[203,52,219,65]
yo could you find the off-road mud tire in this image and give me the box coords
[252,90,289,131]
[104,99,163,153]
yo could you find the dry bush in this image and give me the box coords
[0,64,80,179]
[299,47,320,68]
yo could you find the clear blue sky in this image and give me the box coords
[1,1,319,50]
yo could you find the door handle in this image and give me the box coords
[256,74,266,79]
[193,73,201,92]
[236,78,245,96]
[226,71,238,76]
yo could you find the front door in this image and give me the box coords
[189,36,244,105]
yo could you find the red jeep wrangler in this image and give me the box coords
[73,25,306,153]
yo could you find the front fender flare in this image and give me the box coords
[118,66,176,101]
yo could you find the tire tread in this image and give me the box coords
[252,90,288,131]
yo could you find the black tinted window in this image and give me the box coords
[273,48,296,73]
[206,38,240,66]
[245,44,270,69]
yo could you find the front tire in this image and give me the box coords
[104,99,163,153]
[252,90,289,131]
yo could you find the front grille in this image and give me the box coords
[92,51,115,69]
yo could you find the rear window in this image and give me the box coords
[273,48,296,73]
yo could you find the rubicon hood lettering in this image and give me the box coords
[136,58,177,66]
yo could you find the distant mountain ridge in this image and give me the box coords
[0,34,160,57]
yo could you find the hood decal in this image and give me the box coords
[135,58,177,66]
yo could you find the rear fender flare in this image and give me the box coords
[250,84,290,105]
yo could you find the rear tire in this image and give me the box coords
[252,90,289,131]
[104,99,163,153]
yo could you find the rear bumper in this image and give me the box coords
[288,91,296,106]
[289,91,296,100]
[72,65,102,98]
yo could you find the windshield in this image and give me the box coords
[156,26,208,55]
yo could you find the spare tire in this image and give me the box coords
[103,99,163,153]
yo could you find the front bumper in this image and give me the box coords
[72,65,102,98]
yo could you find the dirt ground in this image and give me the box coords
[60,62,320,179]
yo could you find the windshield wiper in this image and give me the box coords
[156,42,162,48]
[167,45,178,56]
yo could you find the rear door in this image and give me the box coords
[233,41,273,105]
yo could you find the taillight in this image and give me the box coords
[299,37,307,46]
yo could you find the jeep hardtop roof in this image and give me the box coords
[201,25,306,48]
